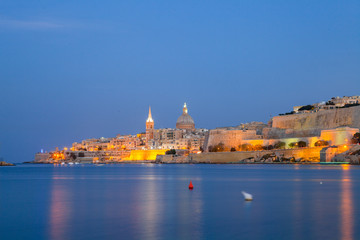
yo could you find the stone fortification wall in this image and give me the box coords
[272,105,360,131]
[34,153,51,162]
[191,147,321,163]
[204,105,360,150]
[206,129,261,149]
[262,127,322,139]
[157,147,322,164]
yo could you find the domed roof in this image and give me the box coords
[176,103,195,130]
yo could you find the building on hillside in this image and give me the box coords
[145,103,207,151]
[46,103,208,162]
[292,96,360,113]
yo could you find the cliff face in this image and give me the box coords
[272,105,360,131]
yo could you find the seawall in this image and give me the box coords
[157,147,322,164]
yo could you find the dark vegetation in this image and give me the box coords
[314,140,329,147]
[208,143,225,152]
[279,111,295,116]
[351,133,360,144]
[298,105,315,111]
[165,149,176,155]
[289,141,307,148]
[340,103,360,108]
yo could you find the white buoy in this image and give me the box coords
[241,191,253,201]
[320,182,323,184]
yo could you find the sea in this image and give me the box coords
[0,164,359,240]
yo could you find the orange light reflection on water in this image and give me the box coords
[49,183,70,240]
[342,164,350,171]
[341,167,353,240]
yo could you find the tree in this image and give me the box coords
[352,133,360,144]
[238,143,253,151]
[264,145,274,150]
[208,143,225,152]
[289,142,297,148]
[274,141,286,149]
[165,149,176,155]
[208,146,214,152]
[298,141,307,148]
[214,143,225,152]
[230,147,236,152]
[298,105,314,111]
[325,101,335,105]
[253,145,264,151]
[315,140,329,147]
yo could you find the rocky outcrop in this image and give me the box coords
[332,145,360,164]
[0,161,15,166]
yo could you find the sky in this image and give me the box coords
[0,0,359,162]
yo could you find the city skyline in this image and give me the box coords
[35,95,360,164]
[1,1,360,162]
[2,2,360,240]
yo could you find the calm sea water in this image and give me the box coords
[0,164,359,240]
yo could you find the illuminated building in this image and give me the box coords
[36,103,207,162]
[176,103,195,130]
[146,106,154,148]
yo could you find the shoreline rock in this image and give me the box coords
[0,161,15,166]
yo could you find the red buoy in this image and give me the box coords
[189,181,194,190]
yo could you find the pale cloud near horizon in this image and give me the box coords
[0,16,113,31]
[0,17,65,30]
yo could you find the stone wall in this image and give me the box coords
[189,147,322,163]
[206,129,261,150]
[204,106,360,150]
[272,105,360,130]
[34,153,51,162]
[163,147,322,164]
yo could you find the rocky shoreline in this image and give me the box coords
[0,161,15,166]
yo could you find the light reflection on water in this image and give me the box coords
[0,164,360,240]
[50,182,70,240]
[341,168,353,240]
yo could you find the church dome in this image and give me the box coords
[176,103,195,130]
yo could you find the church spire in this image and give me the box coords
[183,103,188,114]
[146,106,153,122]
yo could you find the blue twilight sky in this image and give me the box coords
[0,1,359,162]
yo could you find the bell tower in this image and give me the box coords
[146,106,154,147]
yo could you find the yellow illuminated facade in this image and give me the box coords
[125,149,168,161]
[320,127,358,146]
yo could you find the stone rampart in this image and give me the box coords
[272,105,360,130]
[206,129,261,150]
[188,147,322,163]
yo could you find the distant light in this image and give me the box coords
[41,149,44,153]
